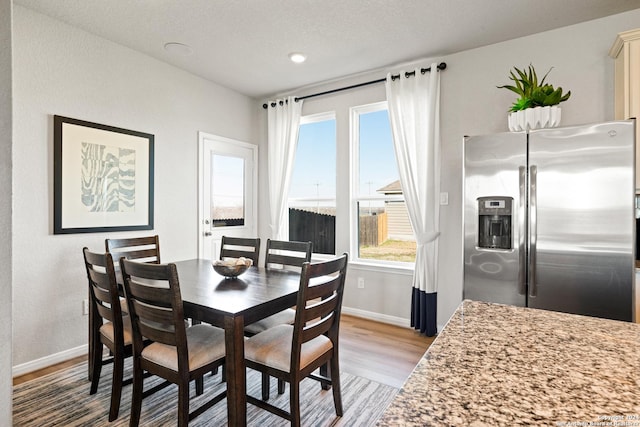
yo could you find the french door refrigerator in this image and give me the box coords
[463,120,635,322]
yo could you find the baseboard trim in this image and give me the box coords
[13,344,87,378]
[342,306,445,334]
[342,306,411,328]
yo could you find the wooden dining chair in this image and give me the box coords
[82,247,133,422]
[219,236,260,265]
[244,253,349,427]
[120,258,227,427]
[105,235,161,266]
[245,239,313,398]
[245,239,313,336]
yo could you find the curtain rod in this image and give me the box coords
[262,62,447,109]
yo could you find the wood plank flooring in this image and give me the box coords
[339,314,435,388]
[14,314,435,389]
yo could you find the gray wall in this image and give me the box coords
[12,5,258,369]
[259,8,640,329]
[1,0,12,419]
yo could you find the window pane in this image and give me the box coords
[211,154,244,227]
[358,109,398,197]
[356,107,416,263]
[288,117,336,254]
[357,201,416,263]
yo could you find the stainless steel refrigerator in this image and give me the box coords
[463,120,635,321]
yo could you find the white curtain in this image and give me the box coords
[385,64,441,336]
[267,96,304,240]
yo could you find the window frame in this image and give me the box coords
[349,101,415,268]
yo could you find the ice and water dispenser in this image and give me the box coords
[477,196,513,250]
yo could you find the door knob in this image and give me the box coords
[204,231,212,236]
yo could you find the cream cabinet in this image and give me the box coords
[610,28,640,190]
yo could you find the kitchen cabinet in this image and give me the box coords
[610,28,640,190]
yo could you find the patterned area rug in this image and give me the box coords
[13,361,398,426]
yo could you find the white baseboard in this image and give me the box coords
[342,306,411,328]
[342,306,445,334]
[13,344,88,378]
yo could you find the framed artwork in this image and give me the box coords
[53,115,154,234]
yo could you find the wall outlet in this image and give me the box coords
[82,299,89,316]
[357,277,365,289]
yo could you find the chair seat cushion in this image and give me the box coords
[141,324,225,372]
[243,308,296,335]
[244,324,332,372]
[99,315,133,346]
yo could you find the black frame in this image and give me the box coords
[53,115,154,234]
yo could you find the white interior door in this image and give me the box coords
[198,132,258,260]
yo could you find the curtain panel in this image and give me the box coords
[266,96,303,240]
[385,64,441,336]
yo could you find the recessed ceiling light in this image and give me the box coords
[288,52,307,64]
[164,42,193,56]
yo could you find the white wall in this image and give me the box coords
[12,5,258,369]
[1,0,12,418]
[259,8,640,329]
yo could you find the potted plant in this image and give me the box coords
[498,64,571,131]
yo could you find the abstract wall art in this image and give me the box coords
[53,115,154,234]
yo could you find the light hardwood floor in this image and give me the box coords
[14,315,435,389]
[339,314,435,388]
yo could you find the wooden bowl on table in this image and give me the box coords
[212,257,252,278]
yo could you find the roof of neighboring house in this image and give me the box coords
[377,180,402,194]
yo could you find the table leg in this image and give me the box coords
[224,315,246,426]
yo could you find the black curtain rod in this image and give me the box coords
[262,62,446,109]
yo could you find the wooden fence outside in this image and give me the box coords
[359,212,388,247]
[289,208,336,255]
[288,209,389,252]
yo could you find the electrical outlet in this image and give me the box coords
[82,299,89,316]
[357,277,365,289]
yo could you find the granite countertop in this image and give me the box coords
[377,300,640,426]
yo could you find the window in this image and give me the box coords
[211,154,245,227]
[351,102,416,264]
[287,113,336,254]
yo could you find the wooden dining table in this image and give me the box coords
[174,258,301,426]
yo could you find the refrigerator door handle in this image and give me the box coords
[529,165,538,297]
[518,166,527,295]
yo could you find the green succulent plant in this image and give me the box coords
[498,64,571,112]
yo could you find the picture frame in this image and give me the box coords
[53,115,154,234]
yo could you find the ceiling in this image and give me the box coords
[14,0,640,99]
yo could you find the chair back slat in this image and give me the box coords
[131,300,178,346]
[292,254,348,360]
[220,236,260,265]
[120,259,187,353]
[264,239,312,270]
[106,235,161,265]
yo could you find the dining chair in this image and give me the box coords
[82,247,133,422]
[245,239,313,337]
[244,239,313,398]
[120,258,227,427]
[105,235,161,266]
[219,236,260,266]
[244,253,349,427]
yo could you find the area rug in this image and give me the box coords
[13,360,398,426]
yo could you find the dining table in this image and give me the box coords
[174,258,301,426]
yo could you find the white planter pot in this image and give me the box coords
[508,106,561,132]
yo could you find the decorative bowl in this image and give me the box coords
[212,257,252,278]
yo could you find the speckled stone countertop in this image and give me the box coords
[377,300,640,426]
